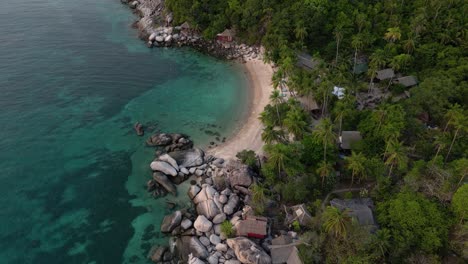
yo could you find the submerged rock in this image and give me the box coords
[160,210,182,233]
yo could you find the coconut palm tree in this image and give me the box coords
[444,104,467,163]
[313,118,336,162]
[264,144,287,178]
[346,152,367,186]
[322,206,351,239]
[295,23,307,46]
[283,107,308,140]
[351,34,364,75]
[317,160,334,186]
[334,27,344,65]
[384,139,407,176]
[269,89,283,123]
[261,125,285,144]
[384,27,402,43]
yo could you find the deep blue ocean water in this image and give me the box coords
[0,0,248,263]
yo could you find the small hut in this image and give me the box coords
[216,29,235,42]
[285,204,312,227]
[339,131,362,150]
[235,215,267,238]
[179,22,191,35]
[376,68,395,81]
[393,76,418,87]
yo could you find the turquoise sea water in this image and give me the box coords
[0,0,248,263]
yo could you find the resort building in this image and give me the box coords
[270,234,303,264]
[235,215,268,239]
[216,29,235,42]
[376,68,395,81]
[330,198,378,232]
[285,204,313,227]
[393,76,418,88]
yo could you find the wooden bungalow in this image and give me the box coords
[216,29,235,42]
[235,215,268,239]
[285,204,312,227]
[376,68,395,81]
[339,131,362,150]
[393,76,418,87]
[179,22,192,35]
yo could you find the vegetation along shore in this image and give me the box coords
[122,0,467,263]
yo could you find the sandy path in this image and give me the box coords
[207,59,273,160]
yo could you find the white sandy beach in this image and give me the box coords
[207,59,273,160]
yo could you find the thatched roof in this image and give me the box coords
[376,68,395,80]
[217,29,235,37]
[393,76,418,87]
[297,52,319,70]
[272,234,293,246]
[339,131,362,150]
[297,96,319,111]
[180,22,191,29]
[288,204,312,226]
[235,216,267,237]
[271,246,302,264]
[330,198,377,229]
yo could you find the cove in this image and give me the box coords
[0,0,248,263]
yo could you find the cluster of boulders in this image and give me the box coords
[120,0,263,61]
[148,151,272,263]
[146,133,193,152]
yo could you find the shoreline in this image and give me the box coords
[207,58,273,159]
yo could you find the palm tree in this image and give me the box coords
[444,104,467,163]
[334,27,344,65]
[317,160,334,186]
[370,49,387,69]
[372,229,391,258]
[283,107,308,140]
[313,118,336,162]
[264,144,287,177]
[346,152,367,186]
[295,23,307,46]
[322,206,351,239]
[351,34,364,75]
[270,89,283,123]
[250,184,267,213]
[384,139,407,176]
[384,27,402,43]
[402,36,416,54]
[261,125,285,144]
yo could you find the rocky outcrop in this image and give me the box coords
[160,210,182,233]
[152,172,176,195]
[169,148,204,168]
[148,245,167,263]
[179,236,209,260]
[224,160,253,188]
[158,153,179,171]
[227,237,272,264]
[150,160,178,176]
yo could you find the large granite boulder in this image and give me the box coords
[160,210,182,233]
[188,254,206,264]
[224,160,253,188]
[226,237,272,264]
[212,213,226,225]
[150,160,178,176]
[178,236,209,260]
[193,185,217,204]
[188,185,201,199]
[194,215,213,233]
[169,148,204,168]
[152,172,176,196]
[196,200,221,220]
[158,154,179,171]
